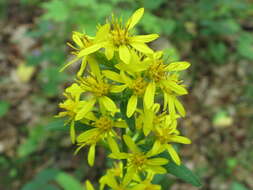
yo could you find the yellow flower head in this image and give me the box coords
[74,75,119,120]
[153,116,191,165]
[100,8,159,64]
[109,135,168,185]
[57,6,193,189]
[75,112,126,166]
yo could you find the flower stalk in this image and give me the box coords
[56,7,192,190]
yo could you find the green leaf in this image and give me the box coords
[42,0,69,22]
[160,18,176,35]
[22,169,83,190]
[38,66,68,97]
[230,182,249,190]
[237,32,253,60]
[144,0,166,10]
[0,100,10,117]
[55,171,83,190]
[164,161,202,187]
[18,125,48,157]
[44,119,66,131]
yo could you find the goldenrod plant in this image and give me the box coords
[57,8,199,189]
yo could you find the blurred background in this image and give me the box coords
[0,0,253,189]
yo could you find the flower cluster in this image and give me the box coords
[57,8,191,190]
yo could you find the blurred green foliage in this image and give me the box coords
[22,168,83,190]
[0,100,10,117]
[1,0,253,189]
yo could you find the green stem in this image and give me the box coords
[121,126,128,177]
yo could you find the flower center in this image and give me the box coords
[111,28,129,46]
[129,153,147,169]
[95,117,113,132]
[78,77,110,97]
[148,60,166,82]
[131,77,147,96]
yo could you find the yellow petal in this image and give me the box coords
[123,167,136,186]
[170,136,191,144]
[154,51,163,59]
[88,145,96,166]
[126,8,144,30]
[123,135,140,153]
[72,32,83,47]
[88,56,101,80]
[102,70,123,83]
[163,92,168,111]
[130,34,159,43]
[78,43,102,57]
[109,152,129,159]
[165,80,188,95]
[166,144,181,165]
[174,98,186,117]
[77,57,87,77]
[144,81,156,109]
[95,23,110,42]
[75,99,96,120]
[85,180,95,190]
[108,136,120,153]
[81,111,97,121]
[146,158,168,166]
[120,71,132,86]
[65,83,83,99]
[165,61,191,71]
[105,42,115,60]
[168,96,176,118]
[119,45,131,64]
[100,96,117,113]
[70,121,75,144]
[101,174,118,190]
[114,121,127,128]
[130,42,153,54]
[146,141,164,157]
[110,85,127,93]
[143,106,154,136]
[148,166,167,174]
[126,95,138,118]
[77,128,98,143]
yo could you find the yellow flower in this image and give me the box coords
[96,8,158,64]
[56,83,85,143]
[126,51,190,116]
[103,69,148,118]
[76,113,126,166]
[61,25,109,75]
[153,116,191,165]
[75,128,101,166]
[109,135,168,185]
[136,103,168,136]
[99,162,124,190]
[75,74,120,120]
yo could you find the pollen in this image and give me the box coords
[95,117,113,132]
[148,60,167,82]
[131,77,147,96]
